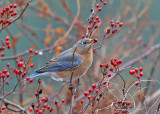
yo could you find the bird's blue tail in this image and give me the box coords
[24,73,42,81]
[28,73,41,79]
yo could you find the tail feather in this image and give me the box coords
[28,73,42,79]
[24,73,42,81]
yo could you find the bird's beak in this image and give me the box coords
[88,39,95,45]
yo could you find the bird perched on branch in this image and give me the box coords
[28,38,95,82]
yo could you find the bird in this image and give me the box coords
[27,38,95,82]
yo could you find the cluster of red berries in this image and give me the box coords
[29,97,53,114]
[106,20,123,35]
[0,4,18,26]
[99,58,123,77]
[129,67,143,86]
[81,0,107,39]
[112,100,132,114]
[0,47,38,85]
[0,36,11,57]
[82,84,106,104]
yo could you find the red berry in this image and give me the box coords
[98,19,101,23]
[39,110,43,114]
[23,65,26,69]
[140,72,143,77]
[29,79,34,83]
[94,39,98,42]
[137,75,140,79]
[108,73,111,77]
[38,79,41,83]
[47,105,51,109]
[13,4,17,8]
[102,95,106,99]
[14,12,17,15]
[35,92,39,96]
[103,2,107,5]
[90,8,93,12]
[94,25,98,29]
[127,102,131,106]
[6,63,10,67]
[96,16,99,20]
[103,72,107,75]
[88,26,91,30]
[139,67,143,72]
[110,20,114,23]
[6,41,10,45]
[1,53,5,57]
[118,59,122,64]
[35,51,39,55]
[96,4,100,8]
[122,110,126,113]
[3,69,7,74]
[87,95,91,100]
[107,27,111,33]
[88,89,92,93]
[135,68,139,73]
[119,23,123,27]
[80,100,84,104]
[0,19,4,23]
[5,7,9,11]
[1,106,6,110]
[93,20,97,24]
[135,81,139,86]
[89,20,92,24]
[92,84,96,89]
[29,48,33,53]
[10,4,13,8]
[116,21,120,24]
[103,81,107,85]
[84,91,88,96]
[41,97,46,101]
[9,9,13,13]
[18,62,23,67]
[100,64,103,67]
[111,23,114,27]
[29,107,33,112]
[1,11,4,15]
[81,35,85,39]
[129,70,135,75]
[96,89,99,93]
[1,74,5,78]
[98,8,102,11]
[55,100,58,105]
[7,45,11,49]
[31,64,34,68]
[43,103,47,108]
[62,99,65,103]
[110,68,113,71]
[26,77,30,81]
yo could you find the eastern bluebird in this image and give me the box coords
[28,38,95,82]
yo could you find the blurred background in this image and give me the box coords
[0,0,160,113]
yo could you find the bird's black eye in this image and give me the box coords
[82,41,87,44]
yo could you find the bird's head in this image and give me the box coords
[73,38,95,52]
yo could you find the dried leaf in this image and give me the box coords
[44,25,52,46]
[55,28,65,34]
[54,46,63,56]
[12,37,19,48]
[28,45,34,65]
[44,36,52,46]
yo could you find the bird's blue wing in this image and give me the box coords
[35,50,82,73]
